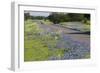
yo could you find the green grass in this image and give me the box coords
[24,38,64,61]
[24,19,66,61]
[53,49,64,59]
[83,24,90,32]
[84,53,90,58]
[40,20,53,25]
[60,22,67,26]
[24,39,50,61]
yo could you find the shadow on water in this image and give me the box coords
[66,27,81,31]
[68,31,90,35]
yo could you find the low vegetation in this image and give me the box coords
[24,20,65,61]
[24,12,90,61]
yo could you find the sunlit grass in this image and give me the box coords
[41,20,53,25]
[83,24,90,32]
[24,19,67,61]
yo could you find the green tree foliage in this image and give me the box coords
[84,14,90,20]
[31,16,46,20]
[48,13,90,24]
[48,12,68,24]
[82,14,90,24]
[66,13,84,21]
[24,12,90,24]
[24,13,46,20]
[24,13,30,20]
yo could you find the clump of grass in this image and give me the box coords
[49,48,66,59]
[41,20,53,25]
[84,53,90,58]
[83,24,90,32]
[24,39,50,61]
[60,22,67,26]
[54,49,64,59]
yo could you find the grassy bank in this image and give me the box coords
[24,20,64,61]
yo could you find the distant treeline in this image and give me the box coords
[24,12,90,24]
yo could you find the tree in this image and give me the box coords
[48,12,68,24]
[66,13,84,21]
[84,14,90,20]
[48,13,86,24]
[24,13,30,20]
